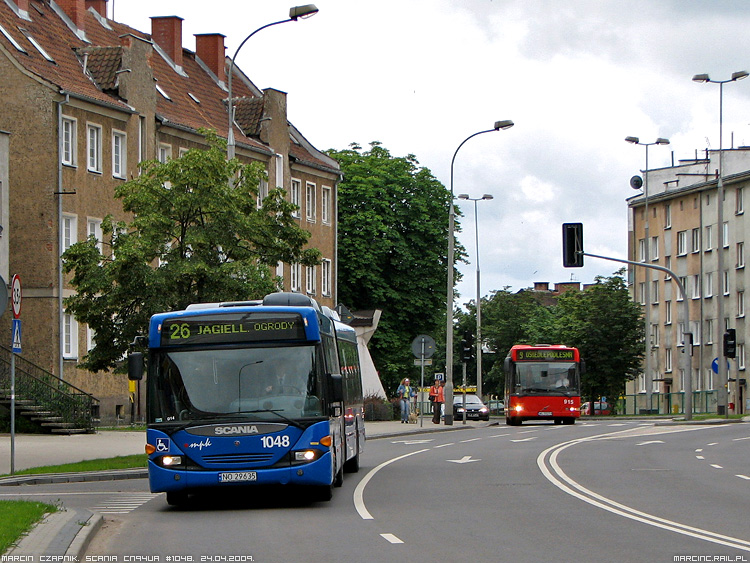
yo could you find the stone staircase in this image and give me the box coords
[0,345,99,434]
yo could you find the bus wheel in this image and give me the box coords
[166,491,188,507]
[564,418,576,425]
[554,419,562,425]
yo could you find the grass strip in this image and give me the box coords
[0,500,57,554]
[1,454,147,478]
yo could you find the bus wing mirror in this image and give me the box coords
[328,373,344,402]
[503,357,510,373]
[128,352,144,381]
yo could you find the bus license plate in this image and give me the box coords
[538,411,552,416]
[219,472,257,483]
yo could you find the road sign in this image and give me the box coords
[11,318,21,354]
[712,357,730,374]
[414,359,433,366]
[411,334,436,359]
[11,274,21,319]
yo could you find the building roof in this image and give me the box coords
[0,0,338,172]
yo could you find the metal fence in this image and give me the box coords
[618,391,718,416]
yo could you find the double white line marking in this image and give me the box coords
[537,432,750,552]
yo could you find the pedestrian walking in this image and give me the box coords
[429,379,444,424]
[397,378,416,423]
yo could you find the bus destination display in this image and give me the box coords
[160,313,306,346]
[515,349,575,362]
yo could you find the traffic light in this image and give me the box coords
[724,328,737,358]
[562,223,584,267]
[461,334,474,363]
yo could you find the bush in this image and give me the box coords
[363,394,393,421]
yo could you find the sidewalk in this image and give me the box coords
[2,418,493,556]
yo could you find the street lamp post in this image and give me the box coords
[692,70,749,416]
[445,120,513,425]
[226,4,319,160]
[457,193,493,400]
[626,136,669,415]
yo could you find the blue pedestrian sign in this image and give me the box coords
[712,357,730,374]
[11,318,21,354]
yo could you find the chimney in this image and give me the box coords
[85,0,107,18]
[57,0,87,30]
[16,0,29,12]
[195,33,226,84]
[151,16,183,68]
[533,282,550,292]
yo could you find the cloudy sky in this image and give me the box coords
[111,0,750,306]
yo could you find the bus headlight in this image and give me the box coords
[514,405,523,413]
[292,449,323,464]
[159,455,183,467]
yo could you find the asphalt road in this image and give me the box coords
[3,420,749,562]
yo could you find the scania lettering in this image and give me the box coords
[504,344,583,426]
[129,293,365,505]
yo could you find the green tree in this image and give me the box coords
[552,270,644,403]
[327,142,462,393]
[63,130,320,372]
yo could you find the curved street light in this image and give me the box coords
[692,70,749,417]
[445,120,513,425]
[457,193,493,406]
[625,136,670,415]
[226,4,319,160]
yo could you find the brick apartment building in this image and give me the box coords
[627,148,750,416]
[0,0,340,423]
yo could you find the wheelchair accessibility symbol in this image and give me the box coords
[155,438,170,452]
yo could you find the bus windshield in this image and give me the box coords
[513,362,580,395]
[147,344,324,424]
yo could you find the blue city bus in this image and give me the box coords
[128,292,365,505]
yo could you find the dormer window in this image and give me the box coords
[0,23,27,54]
[19,28,54,62]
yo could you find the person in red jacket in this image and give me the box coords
[429,379,445,424]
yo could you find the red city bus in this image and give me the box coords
[504,344,583,426]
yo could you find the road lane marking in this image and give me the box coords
[460,438,481,443]
[447,455,480,464]
[380,533,404,544]
[354,449,429,520]
[636,440,664,446]
[732,436,750,441]
[696,456,705,459]
[736,475,750,480]
[537,429,750,553]
[434,443,454,448]
[510,437,537,442]
[710,464,723,469]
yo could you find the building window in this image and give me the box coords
[290,263,300,292]
[737,242,745,268]
[112,130,126,179]
[321,259,331,297]
[664,204,671,229]
[638,282,646,305]
[723,270,729,296]
[62,214,77,253]
[290,179,301,217]
[705,272,713,298]
[87,326,96,353]
[690,321,701,345]
[665,300,672,325]
[691,274,700,299]
[158,143,172,163]
[257,178,268,207]
[638,238,646,262]
[305,265,316,295]
[87,218,103,254]
[705,319,714,345]
[651,236,658,260]
[737,187,744,215]
[738,291,745,318]
[87,124,102,173]
[61,117,77,166]
[321,186,332,225]
[638,372,646,393]
[652,280,659,304]
[739,343,746,371]
[705,225,713,251]
[63,312,78,359]
[275,153,284,189]
[677,230,687,256]
[650,323,659,348]
[677,277,686,301]
[691,228,700,253]
[707,368,714,391]
[665,348,672,373]
[723,222,729,248]
[679,369,685,392]
[306,182,316,222]
[664,256,672,280]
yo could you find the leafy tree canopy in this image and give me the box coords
[63,130,320,372]
[327,142,463,393]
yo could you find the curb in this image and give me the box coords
[5,509,102,556]
[0,468,148,486]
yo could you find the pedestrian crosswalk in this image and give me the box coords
[91,493,160,514]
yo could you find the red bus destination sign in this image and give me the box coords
[515,349,576,362]
[160,313,306,346]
